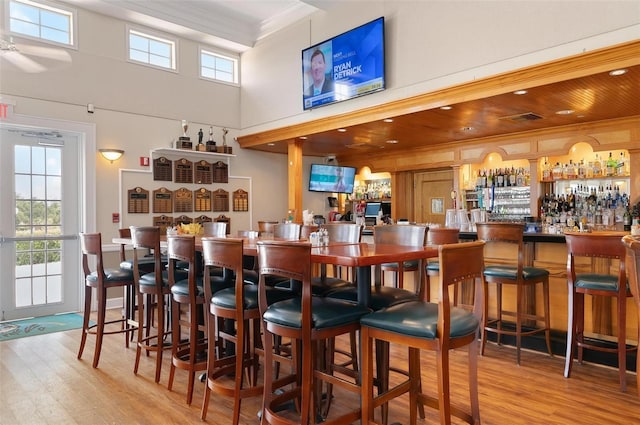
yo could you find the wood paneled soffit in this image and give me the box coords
[345,116,640,173]
[237,40,640,162]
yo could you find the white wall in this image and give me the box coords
[0,5,324,236]
[240,0,640,134]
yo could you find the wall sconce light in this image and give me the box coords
[99,149,124,163]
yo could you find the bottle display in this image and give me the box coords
[539,184,630,232]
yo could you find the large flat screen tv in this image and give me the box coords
[308,164,357,194]
[302,17,385,110]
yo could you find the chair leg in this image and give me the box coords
[543,280,553,356]
[515,283,522,366]
[480,281,489,357]
[468,339,480,424]
[564,286,576,378]
[617,295,627,392]
[93,285,107,368]
[155,293,166,384]
[436,347,451,424]
[78,285,92,360]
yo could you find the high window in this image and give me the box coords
[8,0,75,47]
[200,48,238,84]
[128,28,176,71]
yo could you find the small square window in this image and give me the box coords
[8,0,75,47]
[200,48,238,84]
[128,28,176,71]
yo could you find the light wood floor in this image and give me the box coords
[1,312,639,425]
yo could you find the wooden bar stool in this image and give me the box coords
[424,227,460,302]
[565,231,636,392]
[78,232,137,368]
[130,226,186,383]
[476,222,551,365]
[200,237,295,424]
[621,234,640,396]
[378,224,426,290]
[257,240,370,425]
[360,241,485,424]
[166,235,234,404]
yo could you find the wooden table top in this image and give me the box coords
[113,236,438,267]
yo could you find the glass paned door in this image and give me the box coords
[1,128,81,320]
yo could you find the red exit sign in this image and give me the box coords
[0,103,8,119]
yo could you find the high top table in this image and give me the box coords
[114,236,438,307]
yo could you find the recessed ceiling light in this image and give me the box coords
[461,126,474,132]
[513,89,528,95]
[555,109,575,115]
[267,143,275,146]
[386,139,398,144]
[299,136,307,140]
[337,128,347,132]
[440,105,452,110]
[383,118,394,123]
[609,69,627,76]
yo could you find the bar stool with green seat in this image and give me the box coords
[166,235,233,405]
[360,240,485,425]
[565,231,636,392]
[78,232,138,368]
[200,237,296,424]
[424,227,460,302]
[476,222,552,365]
[129,226,187,383]
[379,224,426,290]
[257,240,370,425]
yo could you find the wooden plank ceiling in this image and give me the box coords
[238,60,640,160]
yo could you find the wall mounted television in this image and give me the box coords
[302,17,385,110]
[308,164,357,194]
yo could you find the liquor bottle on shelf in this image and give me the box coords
[606,152,617,177]
[593,154,602,177]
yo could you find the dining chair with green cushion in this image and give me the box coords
[257,240,370,425]
[78,232,137,368]
[476,222,551,365]
[621,234,640,397]
[565,231,636,392]
[360,240,485,425]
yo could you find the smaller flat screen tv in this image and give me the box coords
[364,202,381,217]
[302,17,385,110]
[308,164,356,194]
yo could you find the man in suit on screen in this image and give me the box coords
[305,49,333,97]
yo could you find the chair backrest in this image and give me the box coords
[258,221,279,235]
[201,237,244,305]
[438,241,486,337]
[622,235,640,307]
[166,235,199,302]
[565,231,627,295]
[373,224,427,246]
[323,222,363,243]
[274,222,302,240]
[257,240,312,312]
[203,221,227,237]
[427,227,460,245]
[475,222,525,272]
[129,226,164,280]
[237,229,259,238]
[80,232,105,278]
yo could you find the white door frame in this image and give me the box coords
[0,102,96,318]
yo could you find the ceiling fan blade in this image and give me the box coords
[15,44,71,63]
[2,51,47,73]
